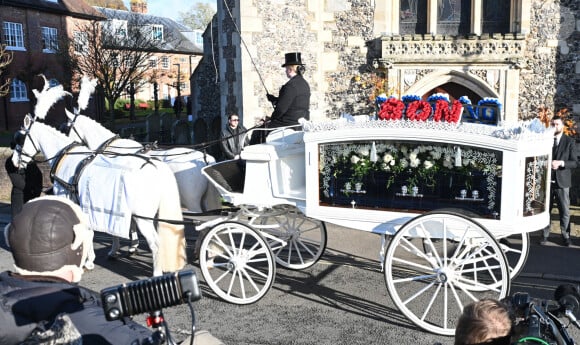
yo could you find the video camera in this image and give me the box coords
[100,269,202,345]
[505,284,580,345]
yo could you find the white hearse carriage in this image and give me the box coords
[201,114,552,335]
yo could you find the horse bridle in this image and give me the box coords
[14,121,42,169]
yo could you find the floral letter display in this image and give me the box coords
[377,94,463,124]
[319,140,503,218]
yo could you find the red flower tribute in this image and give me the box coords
[378,98,405,120]
[376,97,463,123]
[406,100,432,121]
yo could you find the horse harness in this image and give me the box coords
[49,142,96,204]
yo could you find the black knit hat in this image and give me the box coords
[5,196,92,282]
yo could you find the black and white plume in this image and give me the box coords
[33,75,71,120]
[75,76,98,114]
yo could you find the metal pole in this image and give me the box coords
[174,63,181,118]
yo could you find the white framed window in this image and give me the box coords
[3,22,25,50]
[149,57,158,68]
[195,31,203,45]
[10,79,28,102]
[161,56,170,69]
[73,31,88,54]
[106,19,127,41]
[125,55,134,68]
[111,53,119,67]
[42,26,58,53]
[151,25,163,41]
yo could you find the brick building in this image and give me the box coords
[0,0,104,130]
[0,0,203,132]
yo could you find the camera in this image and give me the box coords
[100,269,202,321]
[505,284,580,345]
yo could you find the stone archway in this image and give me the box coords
[405,70,498,102]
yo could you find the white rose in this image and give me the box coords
[423,160,434,169]
[383,154,394,164]
[351,155,360,164]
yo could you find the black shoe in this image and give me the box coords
[539,238,549,246]
[564,238,572,247]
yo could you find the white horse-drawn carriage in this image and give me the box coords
[11,78,553,335]
[196,115,552,335]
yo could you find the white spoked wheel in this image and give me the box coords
[384,211,510,336]
[496,232,530,280]
[251,206,327,270]
[199,221,275,305]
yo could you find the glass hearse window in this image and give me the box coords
[523,155,549,217]
[319,140,502,219]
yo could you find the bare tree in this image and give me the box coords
[66,12,160,125]
[0,44,13,97]
[178,2,216,30]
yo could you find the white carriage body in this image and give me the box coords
[203,119,553,238]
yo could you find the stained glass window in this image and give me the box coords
[399,0,427,34]
[436,0,471,36]
[482,0,510,33]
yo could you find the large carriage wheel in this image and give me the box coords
[383,211,510,336]
[428,208,530,283]
[497,232,530,280]
[198,221,275,305]
[252,206,327,270]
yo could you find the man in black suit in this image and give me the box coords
[541,115,578,246]
[250,52,310,144]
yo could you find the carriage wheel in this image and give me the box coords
[254,206,327,270]
[384,211,510,336]
[425,209,529,284]
[497,232,529,280]
[198,221,275,305]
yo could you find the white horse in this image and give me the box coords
[65,110,221,213]
[12,114,187,276]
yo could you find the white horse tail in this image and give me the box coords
[155,161,187,273]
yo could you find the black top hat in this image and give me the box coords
[282,52,304,67]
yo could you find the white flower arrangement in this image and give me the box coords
[320,140,502,211]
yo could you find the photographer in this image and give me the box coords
[455,298,512,345]
[0,196,223,345]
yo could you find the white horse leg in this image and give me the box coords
[133,218,161,276]
[128,220,139,254]
[84,230,96,270]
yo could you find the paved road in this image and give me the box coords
[1,203,580,345]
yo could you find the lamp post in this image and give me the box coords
[173,63,181,118]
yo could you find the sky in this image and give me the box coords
[122,0,216,22]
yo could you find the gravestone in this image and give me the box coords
[172,120,191,145]
[160,113,176,144]
[146,112,160,143]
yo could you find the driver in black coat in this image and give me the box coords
[250,52,310,144]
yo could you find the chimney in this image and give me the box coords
[130,0,147,14]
